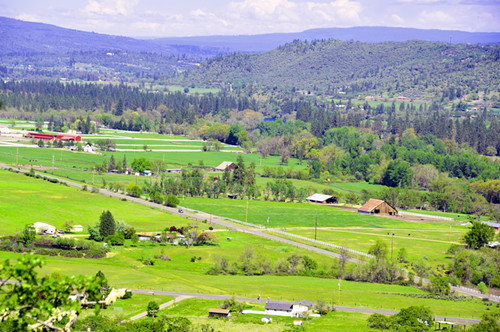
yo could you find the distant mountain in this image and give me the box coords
[153,26,500,53]
[2,16,499,58]
[0,16,221,58]
[172,39,500,99]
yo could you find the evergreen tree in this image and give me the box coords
[99,210,115,238]
[232,156,247,186]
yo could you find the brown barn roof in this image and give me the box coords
[358,199,389,212]
[209,308,230,314]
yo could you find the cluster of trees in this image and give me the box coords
[208,247,322,277]
[367,306,433,332]
[87,210,136,245]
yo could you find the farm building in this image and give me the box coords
[264,300,314,317]
[137,232,162,242]
[28,132,82,142]
[306,193,337,204]
[208,309,231,318]
[482,221,500,231]
[215,161,236,172]
[33,222,56,234]
[358,199,398,216]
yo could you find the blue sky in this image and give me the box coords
[2,0,499,37]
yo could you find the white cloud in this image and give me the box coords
[228,0,297,19]
[84,0,138,16]
[391,14,405,24]
[306,0,363,23]
[418,10,454,25]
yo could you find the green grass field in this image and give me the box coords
[184,197,425,228]
[285,226,465,266]
[0,170,190,234]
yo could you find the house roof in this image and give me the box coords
[358,199,397,213]
[306,193,334,202]
[293,300,315,307]
[209,308,230,314]
[265,302,293,311]
[137,232,161,237]
[482,221,500,228]
[215,161,235,170]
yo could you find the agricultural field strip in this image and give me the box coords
[129,289,481,324]
[1,164,498,303]
[281,227,462,245]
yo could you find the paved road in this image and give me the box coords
[1,164,497,303]
[129,289,480,324]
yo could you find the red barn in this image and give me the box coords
[56,134,81,141]
[28,132,56,140]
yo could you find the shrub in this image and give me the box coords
[166,194,180,208]
[477,282,488,294]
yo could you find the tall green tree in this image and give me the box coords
[464,221,495,249]
[99,210,115,238]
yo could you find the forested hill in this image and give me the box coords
[155,26,500,53]
[173,39,500,98]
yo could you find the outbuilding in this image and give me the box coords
[33,222,57,235]
[71,225,84,233]
[215,161,236,172]
[306,193,337,204]
[208,308,231,318]
[358,199,398,216]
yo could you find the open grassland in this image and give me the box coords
[0,242,495,320]
[285,226,466,266]
[0,170,190,234]
[184,197,441,228]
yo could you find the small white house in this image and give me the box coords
[291,300,314,317]
[261,316,272,323]
[83,143,95,153]
[137,232,162,242]
[71,225,84,232]
[33,222,56,235]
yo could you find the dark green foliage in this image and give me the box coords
[19,224,36,246]
[165,194,180,207]
[467,313,500,332]
[390,306,433,331]
[464,222,495,249]
[367,313,390,331]
[430,276,451,295]
[99,210,115,238]
[219,296,246,313]
[131,157,152,173]
[383,159,414,188]
[147,300,159,317]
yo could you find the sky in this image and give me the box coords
[1,0,499,37]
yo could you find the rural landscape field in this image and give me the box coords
[0,2,500,331]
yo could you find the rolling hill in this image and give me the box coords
[172,39,500,98]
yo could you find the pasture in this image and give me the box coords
[0,170,190,235]
[0,244,494,319]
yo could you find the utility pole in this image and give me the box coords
[449,223,451,242]
[338,279,341,305]
[391,232,395,260]
[314,211,318,241]
[92,166,95,185]
[245,199,249,223]
[52,154,55,173]
[16,147,19,167]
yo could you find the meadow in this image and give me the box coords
[0,170,190,234]
[0,239,494,320]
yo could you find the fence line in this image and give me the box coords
[399,211,454,221]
